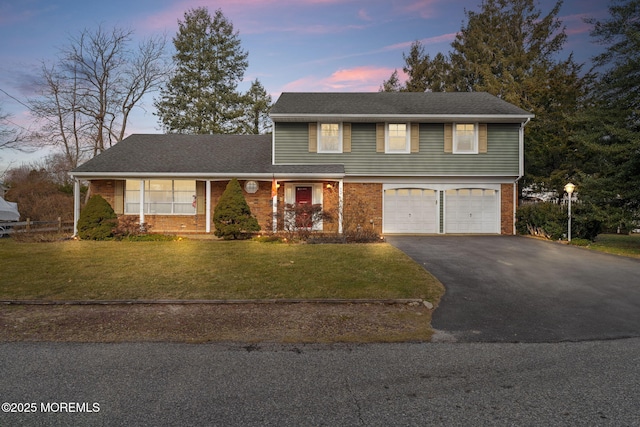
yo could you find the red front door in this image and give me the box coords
[296,186,313,228]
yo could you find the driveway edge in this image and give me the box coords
[1,298,426,306]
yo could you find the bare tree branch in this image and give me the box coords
[25,25,169,167]
[0,100,34,152]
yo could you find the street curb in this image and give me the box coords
[1,298,427,306]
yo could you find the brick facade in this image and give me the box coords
[500,183,515,235]
[89,179,511,236]
[90,179,278,234]
[343,182,383,235]
[89,180,116,207]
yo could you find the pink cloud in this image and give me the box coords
[381,32,456,53]
[399,0,440,19]
[280,66,407,92]
[358,8,373,22]
[138,0,362,33]
[562,13,592,36]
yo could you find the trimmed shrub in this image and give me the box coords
[517,202,603,241]
[516,202,565,240]
[572,204,602,241]
[77,195,117,240]
[112,216,150,239]
[213,178,261,240]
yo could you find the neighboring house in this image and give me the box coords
[70,92,533,236]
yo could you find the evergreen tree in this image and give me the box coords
[213,178,260,239]
[380,42,450,92]
[571,0,640,232]
[155,7,249,134]
[451,0,587,195]
[381,0,587,195]
[77,195,117,240]
[243,79,272,134]
[379,70,402,92]
[449,0,566,104]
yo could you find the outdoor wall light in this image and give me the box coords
[564,182,575,242]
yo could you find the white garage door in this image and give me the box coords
[445,188,498,233]
[383,188,438,233]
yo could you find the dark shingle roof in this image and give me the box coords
[270,92,533,120]
[72,134,343,177]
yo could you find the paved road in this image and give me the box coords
[1,340,639,426]
[387,236,640,343]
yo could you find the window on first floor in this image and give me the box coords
[125,179,196,214]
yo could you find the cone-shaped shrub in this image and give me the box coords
[213,178,261,239]
[77,195,117,240]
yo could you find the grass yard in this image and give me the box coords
[0,239,443,303]
[587,233,640,258]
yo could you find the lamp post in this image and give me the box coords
[564,182,575,242]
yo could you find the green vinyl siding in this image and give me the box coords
[274,122,521,176]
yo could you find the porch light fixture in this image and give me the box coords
[564,182,575,242]
[326,183,333,189]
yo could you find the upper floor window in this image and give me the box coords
[454,123,478,153]
[318,123,342,153]
[125,179,196,215]
[386,123,410,153]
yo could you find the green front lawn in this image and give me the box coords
[588,234,640,258]
[0,239,443,302]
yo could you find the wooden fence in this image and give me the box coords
[0,218,74,236]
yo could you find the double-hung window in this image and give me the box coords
[386,123,410,153]
[318,123,342,153]
[454,123,478,153]
[125,179,196,214]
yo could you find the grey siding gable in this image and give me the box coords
[274,122,520,176]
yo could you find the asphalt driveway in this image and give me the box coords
[387,236,640,343]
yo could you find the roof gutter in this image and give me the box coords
[70,172,346,180]
[270,113,536,123]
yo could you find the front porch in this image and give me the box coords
[73,178,347,236]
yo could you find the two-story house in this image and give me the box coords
[70,92,533,236]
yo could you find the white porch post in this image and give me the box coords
[205,180,211,233]
[272,179,278,233]
[338,179,344,234]
[73,179,80,236]
[139,179,145,227]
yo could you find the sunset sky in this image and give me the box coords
[0,0,609,169]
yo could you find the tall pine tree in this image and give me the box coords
[155,7,248,134]
[381,0,587,195]
[571,0,640,232]
[242,79,272,134]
